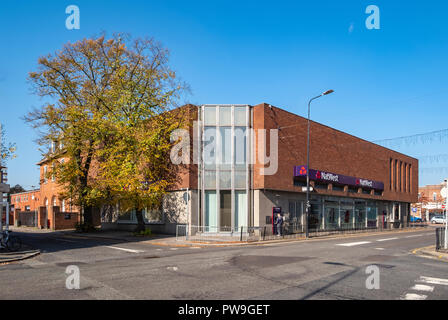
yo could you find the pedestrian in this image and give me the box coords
[275,213,283,236]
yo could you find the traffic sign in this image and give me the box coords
[441,187,448,198]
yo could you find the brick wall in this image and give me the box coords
[52,206,80,230]
[253,103,418,203]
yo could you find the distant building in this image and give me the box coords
[413,182,446,221]
[10,189,40,213]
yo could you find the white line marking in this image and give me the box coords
[105,246,144,253]
[336,241,371,247]
[417,276,448,286]
[53,238,79,243]
[405,235,423,238]
[376,237,398,242]
[375,248,385,250]
[410,284,434,292]
[401,293,427,300]
[167,266,178,271]
[170,248,178,251]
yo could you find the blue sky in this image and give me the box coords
[0,0,447,188]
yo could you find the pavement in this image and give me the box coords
[412,245,448,262]
[0,245,40,264]
[8,225,431,248]
[0,225,446,299]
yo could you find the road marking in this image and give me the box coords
[374,248,385,250]
[410,284,434,292]
[417,276,448,286]
[336,241,371,247]
[105,246,144,253]
[376,237,398,242]
[170,248,178,251]
[167,266,178,271]
[401,293,427,300]
[53,238,79,243]
[405,234,423,238]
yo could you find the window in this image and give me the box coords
[61,199,66,212]
[43,166,48,183]
[201,105,249,232]
[389,158,393,190]
[433,192,437,201]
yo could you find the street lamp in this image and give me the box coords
[305,89,334,239]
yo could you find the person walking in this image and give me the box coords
[275,213,283,236]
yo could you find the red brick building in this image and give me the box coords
[413,183,447,221]
[33,103,419,235]
[36,154,84,230]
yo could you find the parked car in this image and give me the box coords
[410,216,422,223]
[431,216,446,224]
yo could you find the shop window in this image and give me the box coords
[293,179,306,187]
[362,188,371,195]
[314,182,328,190]
[348,186,358,193]
[374,190,383,196]
[332,184,344,192]
[219,190,232,231]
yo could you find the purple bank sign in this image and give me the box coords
[294,165,384,191]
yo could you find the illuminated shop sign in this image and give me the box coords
[293,165,384,190]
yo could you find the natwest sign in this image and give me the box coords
[294,165,384,191]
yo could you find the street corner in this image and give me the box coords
[412,245,448,263]
[0,245,41,265]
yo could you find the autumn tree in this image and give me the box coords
[25,34,188,231]
[0,124,16,166]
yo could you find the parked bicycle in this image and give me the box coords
[0,230,22,252]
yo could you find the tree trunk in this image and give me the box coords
[135,209,146,233]
[83,205,94,226]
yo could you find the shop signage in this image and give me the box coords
[294,165,384,190]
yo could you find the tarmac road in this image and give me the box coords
[0,226,446,300]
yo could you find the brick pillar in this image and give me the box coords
[14,210,19,227]
[52,206,60,230]
[38,206,46,229]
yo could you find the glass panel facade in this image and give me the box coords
[340,201,354,228]
[201,105,250,233]
[205,191,217,232]
[204,107,216,125]
[367,202,378,227]
[288,201,303,233]
[219,106,232,126]
[234,106,247,126]
[219,127,232,169]
[220,190,232,230]
[204,127,217,169]
[234,127,247,169]
[234,171,246,189]
[309,200,322,230]
[235,191,247,228]
[219,170,231,189]
[325,201,339,230]
[354,201,366,228]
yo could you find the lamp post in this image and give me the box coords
[305,89,334,239]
